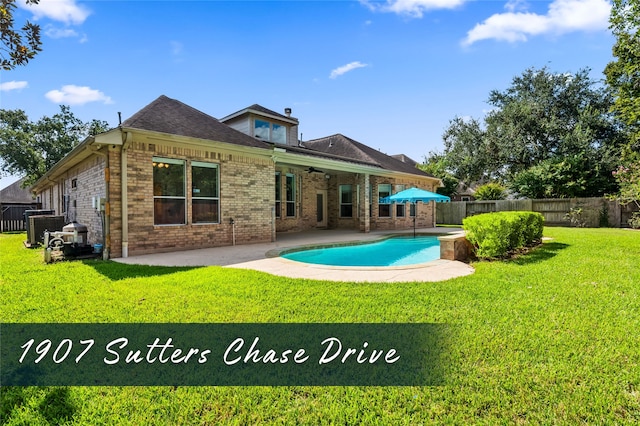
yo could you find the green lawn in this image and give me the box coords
[1,228,639,424]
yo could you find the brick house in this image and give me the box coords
[31,96,441,259]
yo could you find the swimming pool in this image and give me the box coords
[281,236,441,267]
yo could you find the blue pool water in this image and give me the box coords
[281,236,440,267]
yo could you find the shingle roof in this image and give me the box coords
[122,96,271,149]
[391,154,418,167]
[0,178,34,203]
[303,134,432,177]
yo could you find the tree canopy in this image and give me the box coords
[605,0,640,150]
[433,66,624,198]
[0,106,110,186]
[0,0,42,70]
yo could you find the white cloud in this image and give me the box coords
[45,25,78,39]
[504,0,528,12]
[330,61,369,79]
[45,85,113,105]
[19,0,91,25]
[0,81,28,91]
[463,0,611,46]
[360,0,466,18]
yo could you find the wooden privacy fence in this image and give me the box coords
[436,197,639,228]
[1,204,41,233]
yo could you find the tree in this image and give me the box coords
[612,152,640,228]
[439,66,625,198]
[509,154,618,199]
[0,106,110,185]
[418,151,459,197]
[605,0,640,149]
[474,182,506,200]
[1,0,42,70]
[440,116,492,184]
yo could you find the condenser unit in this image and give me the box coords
[28,215,65,245]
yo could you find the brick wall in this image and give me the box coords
[108,136,275,257]
[64,155,107,246]
[34,155,107,246]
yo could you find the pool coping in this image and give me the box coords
[113,228,476,282]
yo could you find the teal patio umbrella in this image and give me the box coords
[380,187,451,236]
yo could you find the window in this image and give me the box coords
[395,185,405,217]
[192,161,219,224]
[255,119,287,144]
[153,157,186,225]
[339,185,353,217]
[272,123,286,144]
[275,172,281,218]
[378,184,391,217]
[285,174,295,217]
[410,203,416,217]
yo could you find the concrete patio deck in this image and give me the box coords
[113,227,475,282]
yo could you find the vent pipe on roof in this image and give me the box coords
[284,107,292,117]
[118,112,122,125]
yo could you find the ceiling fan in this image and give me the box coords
[306,167,324,174]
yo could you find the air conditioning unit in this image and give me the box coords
[28,215,65,245]
[24,209,55,239]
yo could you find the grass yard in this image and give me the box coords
[1,227,640,424]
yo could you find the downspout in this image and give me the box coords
[90,145,110,260]
[121,131,132,258]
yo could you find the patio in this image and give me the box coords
[113,228,475,282]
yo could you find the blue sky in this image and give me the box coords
[1,0,615,189]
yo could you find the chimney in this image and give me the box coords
[284,107,292,117]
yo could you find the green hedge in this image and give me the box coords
[462,211,544,259]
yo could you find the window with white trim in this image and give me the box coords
[395,184,405,217]
[339,185,353,218]
[378,184,391,217]
[192,161,219,224]
[153,157,186,225]
[285,174,295,217]
[275,172,281,218]
[255,119,286,144]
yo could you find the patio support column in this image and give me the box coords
[359,173,370,233]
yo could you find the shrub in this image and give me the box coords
[474,182,507,200]
[463,211,544,259]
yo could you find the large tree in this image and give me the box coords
[0,106,110,185]
[605,0,640,150]
[439,66,625,198]
[418,151,459,197]
[1,0,41,70]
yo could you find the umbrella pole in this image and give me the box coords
[413,203,416,237]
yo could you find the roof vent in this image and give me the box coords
[284,108,292,117]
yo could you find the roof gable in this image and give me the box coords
[0,178,35,203]
[221,104,298,124]
[122,96,270,149]
[303,134,432,177]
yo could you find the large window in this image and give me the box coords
[192,161,219,223]
[378,184,391,218]
[255,119,286,144]
[340,185,353,217]
[153,157,186,225]
[275,172,281,218]
[285,174,295,217]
